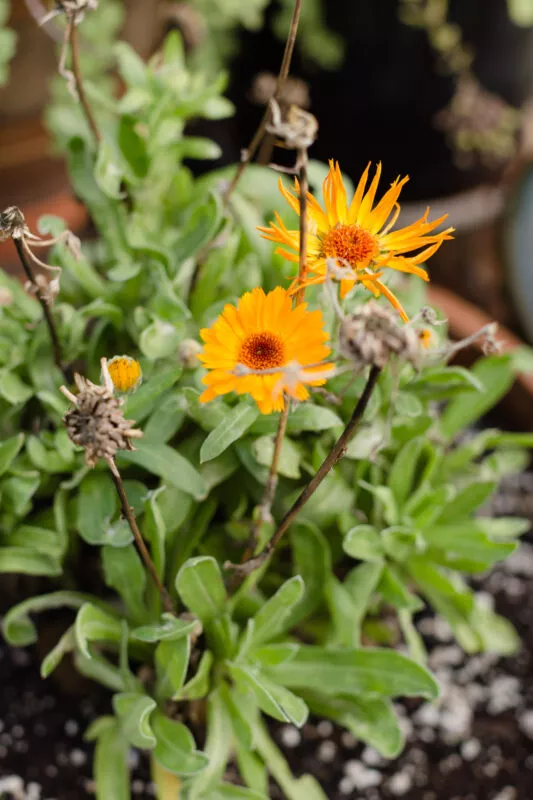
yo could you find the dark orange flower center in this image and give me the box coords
[321,223,379,268]
[239,331,286,371]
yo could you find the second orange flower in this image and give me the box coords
[258,160,454,321]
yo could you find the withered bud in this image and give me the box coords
[25,275,60,306]
[179,338,202,369]
[267,100,318,151]
[61,358,142,468]
[0,207,27,241]
[339,302,421,370]
[250,72,310,110]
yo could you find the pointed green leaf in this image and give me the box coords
[152,710,208,776]
[113,692,157,749]
[200,404,260,463]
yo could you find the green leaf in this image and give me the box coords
[139,320,181,360]
[94,721,130,800]
[440,355,514,439]
[421,522,515,564]
[358,481,399,525]
[245,576,304,651]
[179,650,214,700]
[435,481,496,523]
[132,615,201,643]
[176,556,226,624]
[407,366,484,399]
[115,41,148,86]
[324,576,359,648]
[382,526,418,562]
[477,517,530,539]
[2,591,99,646]
[118,439,205,499]
[387,437,424,506]
[0,433,24,477]
[213,784,268,799]
[95,139,125,200]
[285,404,343,433]
[113,693,156,749]
[227,664,309,726]
[0,548,61,577]
[118,115,149,179]
[470,605,520,655]
[0,370,33,405]
[155,637,190,700]
[189,688,233,799]
[6,524,63,560]
[124,367,182,423]
[75,603,123,659]
[345,561,384,647]
[41,626,76,679]
[200,404,260,463]
[152,710,208,776]
[102,545,147,623]
[343,525,384,562]
[407,558,480,652]
[264,646,439,699]
[306,693,404,758]
[179,137,222,160]
[252,435,301,478]
[181,387,226,431]
[378,565,424,612]
[252,717,327,800]
[284,523,331,628]
[174,193,222,265]
[76,473,117,545]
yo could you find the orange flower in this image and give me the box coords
[106,356,142,393]
[199,287,331,414]
[258,160,454,321]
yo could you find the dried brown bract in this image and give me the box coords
[267,99,318,152]
[339,301,421,370]
[250,72,310,110]
[0,205,81,305]
[60,358,143,468]
[42,0,98,25]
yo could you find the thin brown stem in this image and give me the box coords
[224,0,303,200]
[107,458,176,615]
[227,365,382,582]
[294,149,309,305]
[13,238,67,380]
[69,22,102,144]
[242,400,290,565]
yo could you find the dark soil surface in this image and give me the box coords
[1,474,533,799]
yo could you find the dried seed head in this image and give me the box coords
[250,72,310,110]
[266,100,319,150]
[0,207,27,241]
[61,359,142,468]
[339,301,421,370]
[179,338,202,369]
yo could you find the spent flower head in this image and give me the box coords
[60,358,142,468]
[258,160,454,320]
[339,301,422,370]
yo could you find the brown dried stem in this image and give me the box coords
[227,365,382,583]
[12,238,67,380]
[224,0,303,200]
[69,21,102,144]
[106,457,176,615]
